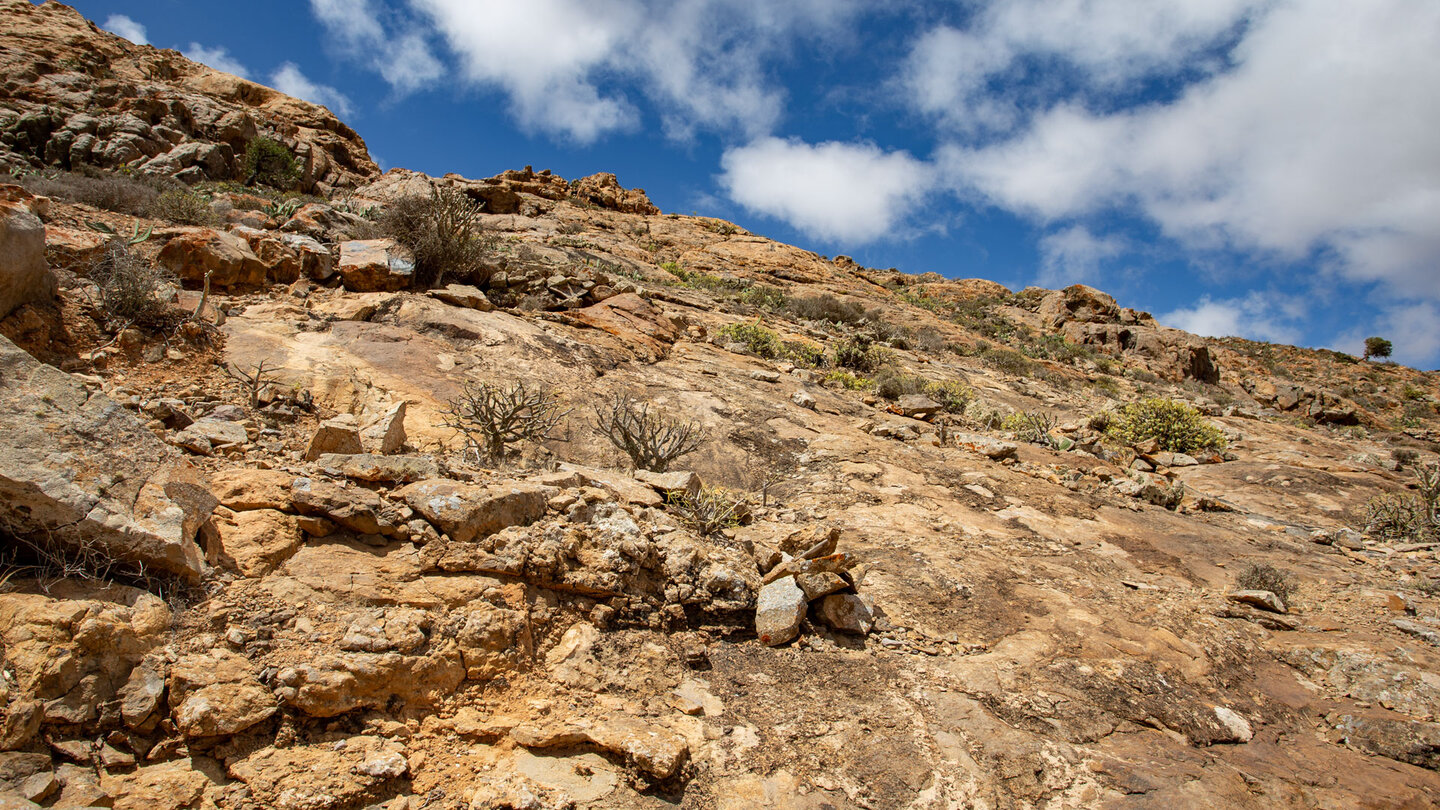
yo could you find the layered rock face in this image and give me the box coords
[0,0,378,192]
[3,3,1440,809]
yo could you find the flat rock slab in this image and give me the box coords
[1228,590,1287,614]
[315,453,438,482]
[397,479,549,543]
[0,335,211,581]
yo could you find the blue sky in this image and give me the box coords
[77,1,1440,369]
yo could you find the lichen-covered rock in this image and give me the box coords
[398,479,549,543]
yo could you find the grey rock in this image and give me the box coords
[755,576,806,646]
[633,469,702,499]
[1212,706,1254,743]
[314,453,438,483]
[790,389,817,410]
[0,202,53,320]
[305,414,363,460]
[749,370,782,383]
[896,394,941,419]
[360,401,407,455]
[1393,619,1440,646]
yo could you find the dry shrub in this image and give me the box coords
[1236,562,1295,603]
[444,380,568,463]
[379,187,495,288]
[88,241,177,329]
[593,393,704,473]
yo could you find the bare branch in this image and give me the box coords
[592,393,704,473]
[443,380,569,464]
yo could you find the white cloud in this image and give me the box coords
[102,14,147,45]
[406,0,861,143]
[1371,302,1440,369]
[936,0,1440,316]
[310,0,444,93]
[1036,226,1125,287]
[1160,291,1303,345]
[905,1,1264,135]
[719,137,931,244]
[183,43,251,79]
[270,63,354,117]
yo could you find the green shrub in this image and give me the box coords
[737,284,787,310]
[923,379,975,413]
[147,188,213,225]
[823,369,874,390]
[982,347,1037,376]
[832,335,888,373]
[719,320,785,359]
[379,187,493,288]
[787,294,866,326]
[782,340,824,368]
[873,368,927,400]
[1105,398,1227,453]
[242,137,301,190]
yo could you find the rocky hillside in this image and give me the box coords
[2,4,1440,809]
[0,0,377,192]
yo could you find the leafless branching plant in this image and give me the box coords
[593,393,704,473]
[224,359,283,409]
[444,380,568,463]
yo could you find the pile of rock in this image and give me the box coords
[752,527,874,645]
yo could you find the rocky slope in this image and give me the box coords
[3,4,1440,809]
[0,0,377,192]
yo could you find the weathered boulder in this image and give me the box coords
[755,576,806,646]
[896,394,941,420]
[208,468,296,511]
[359,401,407,454]
[1038,284,1121,329]
[511,714,688,780]
[167,650,276,737]
[0,335,212,581]
[397,480,549,543]
[0,197,53,319]
[273,648,465,717]
[817,593,874,634]
[428,283,494,311]
[156,228,266,290]
[570,293,679,361]
[633,470,702,499]
[314,453,439,483]
[572,172,660,215]
[226,736,411,809]
[304,413,363,460]
[211,507,302,577]
[290,478,404,538]
[338,239,414,292]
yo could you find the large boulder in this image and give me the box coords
[156,228,266,290]
[0,197,53,319]
[572,172,660,215]
[397,480,549,543]
[338,239,414,292]
[1038,284,1121,328]
[570,293,680,361]
[0,335,212,581]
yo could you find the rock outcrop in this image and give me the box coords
[0,335,211,581]
[0,0,378,192]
